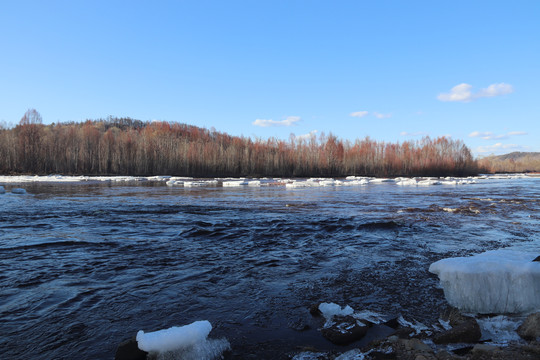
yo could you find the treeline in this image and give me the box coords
[0,109,479,177]
[478,153,540,173]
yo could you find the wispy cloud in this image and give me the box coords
[349,111,391,119]
[469,131,527,140]
[476,143,528,154]
[400,131,428,137]
[350,111,369,118]
[253,116,301,127]
[373,112,392,119]
[296,130,318,141]
[437,83,514,102]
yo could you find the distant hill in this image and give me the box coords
[478,152,540,173]
[495,152,540,161]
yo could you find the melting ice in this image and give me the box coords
[429,250,540,314]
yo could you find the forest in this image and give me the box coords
[0,109,480,178]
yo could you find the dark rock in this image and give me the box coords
[433,318,481,344]
[309,303,322,316]
[440,306,468,327]
[115,337,147,360]
[383,317,400,329]
[394,327,415,339]
[320,315,369,345]
[471,343,499,354]
[517,312,540,341]
[533,255,540,262]
[369,350,397,359]
[451,346,473,356]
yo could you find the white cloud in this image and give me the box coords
[253,116,301,127]
[437,83,473,102]
[400,131,428,137]
[350,111,369,118]
[507,131,527,136]
[438,83,514,102]
[373,112,392,119]
[476,83,514,98]
[296,130,318,141]
[469,131,527,140]
[475,143,527,154]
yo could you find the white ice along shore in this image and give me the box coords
[429,250,540,314]
[136,320,230,360]
[0,173,535,187]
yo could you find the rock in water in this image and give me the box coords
[320,315,369,345]
[115,337,147,360]
[517,312,540,341]
[433,317,481,344]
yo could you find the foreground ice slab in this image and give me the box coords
[429,250,540,314]
[137,321,212,352]
[136,321,230,360]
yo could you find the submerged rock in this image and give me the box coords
[288,317,310,331]
[517,312,540,341]
[115,337,147,360]
[320,315,369,345]
[433,317,481,344]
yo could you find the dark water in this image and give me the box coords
[1,178,539,359]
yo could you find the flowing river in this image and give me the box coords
[0,176,539,359]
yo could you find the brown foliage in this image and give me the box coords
[0,111,479,177]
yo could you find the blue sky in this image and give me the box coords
[1,1,538,156]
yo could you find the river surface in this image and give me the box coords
[0,177,539,359]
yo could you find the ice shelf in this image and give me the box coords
[429,250,540,314]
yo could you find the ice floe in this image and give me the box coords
[136,320,230,359]
[0,173,534,189]
[222,180,249,187]
[429,250,540,314]
[318,302,355,320]
[0,186,5,194]
[11,188,27,194]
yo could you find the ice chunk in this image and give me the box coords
[11,188,27,194]
[417,179,441,186]
[318,303,354,320]
[353,310,386,324]
[136,320,212,352]
[369,178,395,183]
[397,315,428,335]
[184,180,218,187]
[477,315,522,345]
[222,180,249,187]
[334,349,368,360]
[166,180,184,186]
[0,186,5,194]
[396,178,418,186]
[429,250,540,314]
